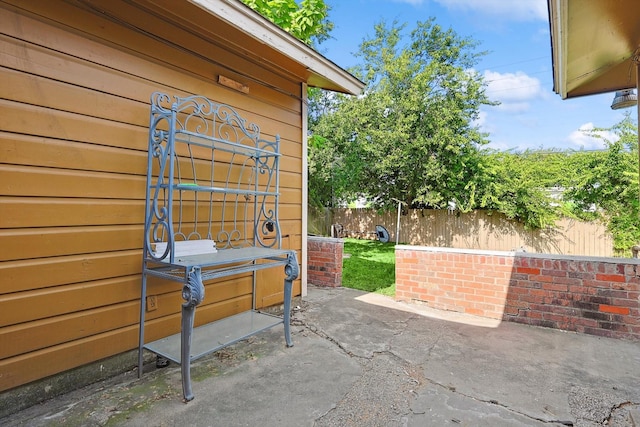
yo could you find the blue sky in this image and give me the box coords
[317,0,633,151]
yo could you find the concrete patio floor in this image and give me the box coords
[3,285,640,426]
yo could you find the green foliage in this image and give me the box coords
[342,238,396,294]
[241,0,333,45]
[564,114,640,254]
[477,149,584,229]
[307,91,367,207]
[241,0,640,249]
[310,19,493,210]
[239,0,335,201]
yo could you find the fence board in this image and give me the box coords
[327,208,614,257]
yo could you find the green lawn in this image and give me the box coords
[342,238,396,296]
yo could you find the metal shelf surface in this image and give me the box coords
[175,130,280,158]
[149,246,292,268]
[144,310,283,364]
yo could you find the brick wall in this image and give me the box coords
[396,245,640,340]
[307,236,343,287]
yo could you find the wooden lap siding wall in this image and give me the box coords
[0,0,303,392]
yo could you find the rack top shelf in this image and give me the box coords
[158,183,278,197]
[148,246,293,268]
[175,130,280,158]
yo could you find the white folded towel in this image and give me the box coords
[150,239,217,257]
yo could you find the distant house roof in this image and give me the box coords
[190,0,364,95]
[548,0,640,99]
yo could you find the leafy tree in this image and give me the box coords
[241,0,333,45]
[310,19,493,210]
[239,0,337,205]
[565,114,640,254]
[477,149,587,229]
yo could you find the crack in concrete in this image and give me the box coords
[312,350,424,426]
[389,316,576,425]
[292,317,367,360]
[294,316,424,426]
[296,309,585,426]
[604,400,640,426]
[417,375,575,426]
[298,315,570,426]
[390,314,417,337]
[568,386,640,426]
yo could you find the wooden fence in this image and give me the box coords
[315,208,615,257]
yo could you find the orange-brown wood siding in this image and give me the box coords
[0,0,303,392]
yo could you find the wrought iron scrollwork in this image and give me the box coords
[180,266,204,402]
[284,251,299,282]
[145,94,175,261]
[141,92,295,403]
[182,266,205,308]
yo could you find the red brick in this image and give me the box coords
[515,267,540,275]
[599,304,630,315]
[484,296,507,306]
[568,285,590,295]
[472,276,496,285]
[466,307,485,316]
[527,310,544,319]
[516,294,542,304]
[476,283,507,292]
[528,289,547,297]
[595,273,626,283]
[617,315,639,326]
[507,286,528,295]
[541,269,567,277]
[397,291,418,301]
[597,288,628,298]
[627,290,640,301]
[574,317,598,327]
[509,299,531,308]
[428,289,446,297]
[549,277,581,286]
[463,293,485,302]
[453,273,475,282]
[503,306,520,316]
[542,282,568,292]
[530,274,555,283]
[476,288,497,297]
[543,313,569,323]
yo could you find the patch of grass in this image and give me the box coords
[342,238,396,295]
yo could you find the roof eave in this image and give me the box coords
[548,0,640,99]
[548,0,567,99]
[188,0,364,95]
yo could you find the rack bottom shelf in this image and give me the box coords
[144,310,284,364]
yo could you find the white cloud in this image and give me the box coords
[483,70,544,112]
[567,123,619,150]
[433,0,547,21]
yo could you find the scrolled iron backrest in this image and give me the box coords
[144,92,282,262]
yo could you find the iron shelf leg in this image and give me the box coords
[181,266,205,402]
[138,270,148,378]
[283,251,299,347]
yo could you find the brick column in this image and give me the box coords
[307,236,343,287]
